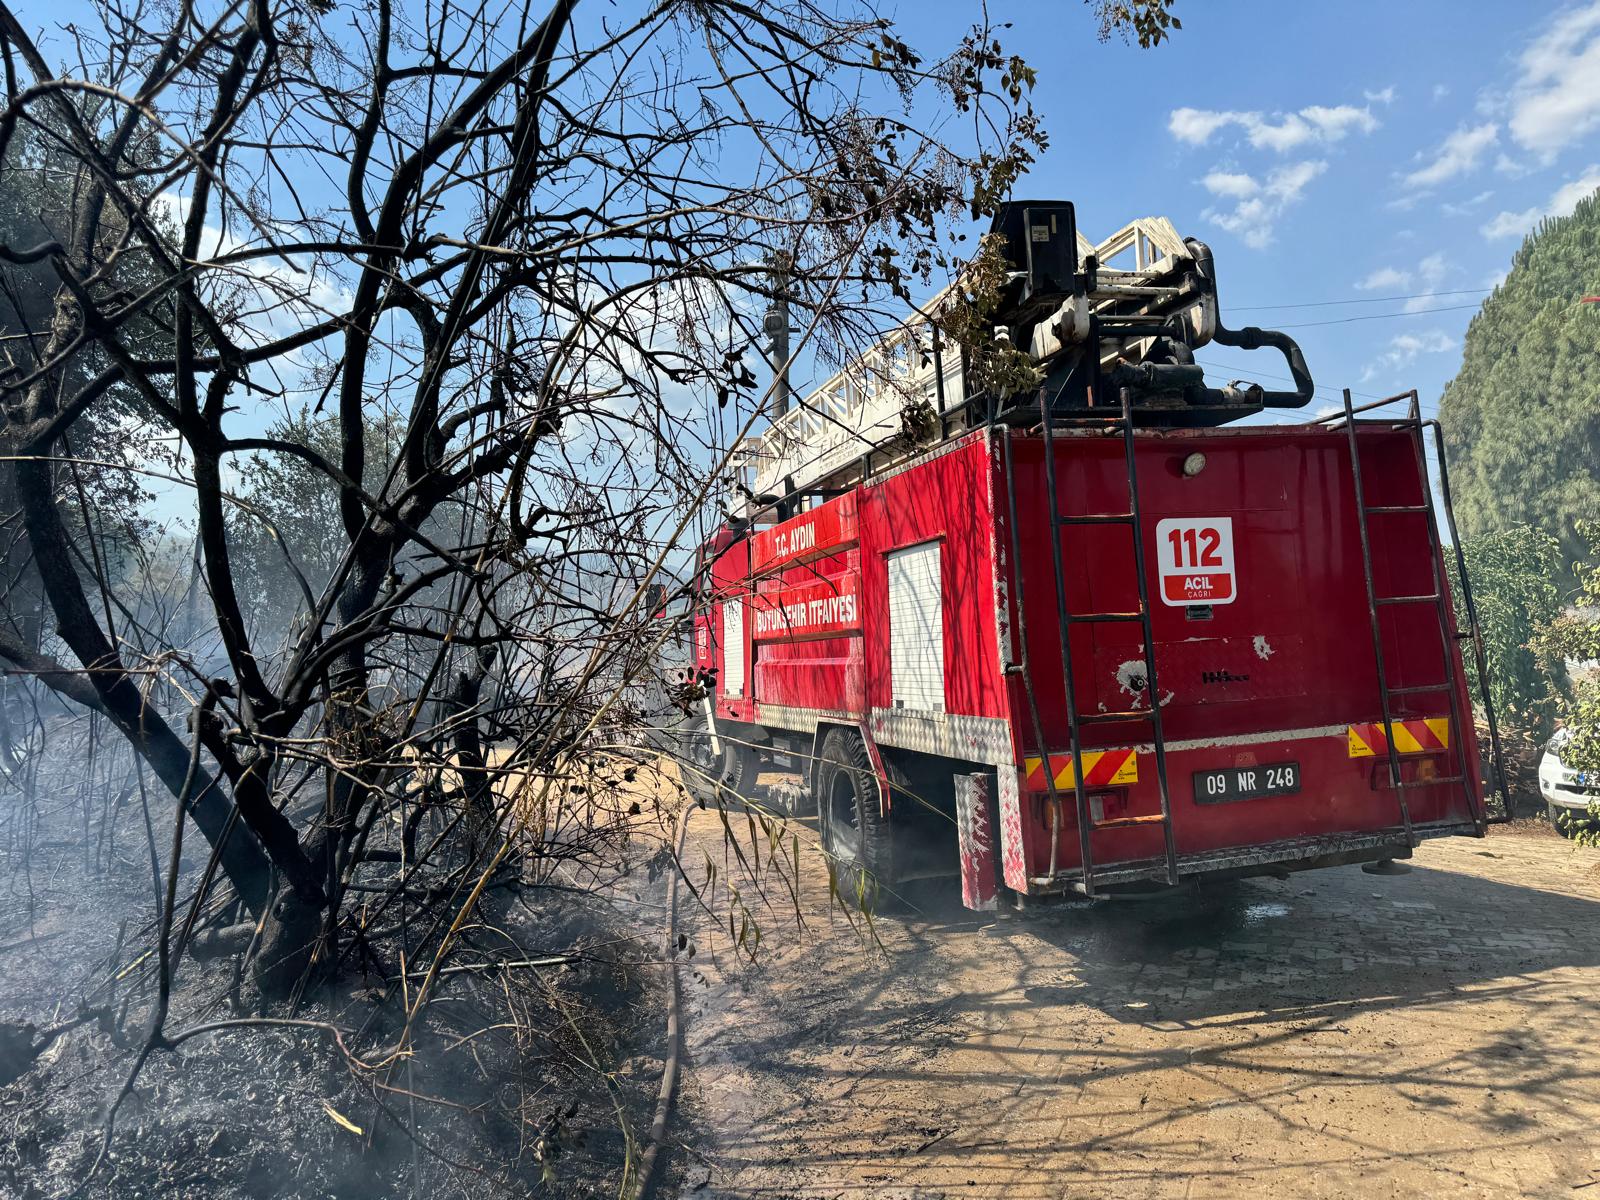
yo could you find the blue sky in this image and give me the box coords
[21,0,1598,440]
[887,0,1600,419]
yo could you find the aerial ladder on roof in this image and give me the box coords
[733,201,1317,510]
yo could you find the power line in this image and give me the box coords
[1273,303,1483,330]
[1196,359,1388,403]
[1195,370,1373,420]
[1230,287,1492,312]
[1195,364,1441,424]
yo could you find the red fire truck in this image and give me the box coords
[684,201,1505,908]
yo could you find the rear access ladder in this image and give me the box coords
[1003,389,1179,897]
[1340,388,1506,835]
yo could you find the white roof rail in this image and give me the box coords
[733,217,1200,503]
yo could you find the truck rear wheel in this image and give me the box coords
[679,721,757,807]
[816,728,891,898]
[720,734,758,801]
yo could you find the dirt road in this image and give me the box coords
[665,819,1600,1198]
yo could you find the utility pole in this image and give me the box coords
[763,251,792,420]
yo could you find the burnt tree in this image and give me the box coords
[0,0,1048,999]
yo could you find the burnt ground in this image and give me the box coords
[10,763,1597,1200]
[651,810,1600,1199]
[0,783,680,1200]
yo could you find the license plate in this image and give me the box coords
[1194,762,1301,804]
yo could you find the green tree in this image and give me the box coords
[1447,526,1567,738]
[226,408,404,645]
[0,109,173,767]
[1,116,166,634]
[1438,189,1600,572]
[1533,522,1600,841]
[1089,0,1182,46]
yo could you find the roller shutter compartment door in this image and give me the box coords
[886,541,944,712]
[721,599,745,697]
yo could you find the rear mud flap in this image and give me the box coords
[954,773,999,911]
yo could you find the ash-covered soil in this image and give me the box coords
[0,787,678,1199]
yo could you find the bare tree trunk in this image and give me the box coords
[13,456,275,915]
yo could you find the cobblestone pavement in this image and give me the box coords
[669,821,1600,1199]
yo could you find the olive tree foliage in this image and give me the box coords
[0,0,1053,1006]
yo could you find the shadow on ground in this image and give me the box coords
[679,826,1600,1198]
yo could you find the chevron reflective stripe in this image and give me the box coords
[1347,717,1450,758]
[1022,748,1138,790]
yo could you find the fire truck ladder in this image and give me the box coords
[1340,388,1500,841]
[1030,388,1179,896]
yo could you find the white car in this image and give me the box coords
[1539,730,1600,835]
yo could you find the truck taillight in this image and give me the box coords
[1369,754,1447,788]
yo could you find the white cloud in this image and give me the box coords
[1268,160,1328,196]
[1441,190,1494,217]
[1406,253,1450,310]
[1365,86,1397,105]
[1300,105,1381,141]
[1480,164,1600,239]
[1550,167,1600,214]
[1361,330,1458,382]
[1357,266,1411,291]
[1353,254,1452,309]
[149,192,353,359]
[1200,170,1259,199]
[1170,107,1241,145]
[1402,123,1499,189]
[1388,330,1457,361]
[1247,115,1319,152]
[1202,160,1327,249]
[1432,84,1450,102]
[1506,1,1600,158]
[1168,104,1378,152]
[1481,207,1541,239]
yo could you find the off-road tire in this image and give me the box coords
[678,721,757,807]
[719,733,758,804]
[815,728,892,900]
[1549,801,1584,838]
[677,722,718,805]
